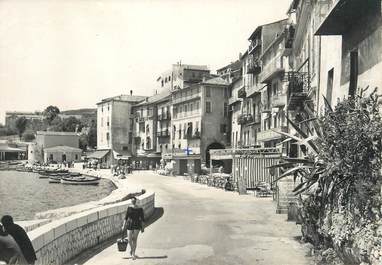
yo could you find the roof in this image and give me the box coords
[88,149,110,159]
[174,64,209,71]
[134,90,171,107]
[97,94,147,105]
[0,144,25,152]
[36,131,79,136]
[43,145,82,152]
[248,19,288,40]
[217,60,242,72]
[202,76,229,86]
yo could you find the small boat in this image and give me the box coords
[61,175,100,185]
[49,175,62,183]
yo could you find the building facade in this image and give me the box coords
[156,64,210,94]
[95,93,146,167]
[171,76,230,175]
[131,91,171,169]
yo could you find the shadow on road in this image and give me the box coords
[123,255,168,260]
[66,207,164,265]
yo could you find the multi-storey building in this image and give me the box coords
[156,63,210,94]
[258,23,295,150]
[131,91,171,169]
[316,0,382,103]
[170,76,230,175]
[95,93,145,167]
[240,20,289,149]
[217,59,243,149]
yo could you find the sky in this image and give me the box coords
[0,0,292,124]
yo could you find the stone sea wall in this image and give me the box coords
[28,191,155,265]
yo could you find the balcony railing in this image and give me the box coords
[247,61,262,75]
[257,126,288,142]
[248,39,261,54]
[287,71,310,111]
[158,112,171,120]
[271,93,287,107]
[237,113,254,125]
[172,92,201,105]
[259,55,284,83]
[157,130,170,137]
[238,87,246,98]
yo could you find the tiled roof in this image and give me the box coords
[98,94,147,104]
[202,76,230,86]
[134,90,171,107]
[43,145,82,152]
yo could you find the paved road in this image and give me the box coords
[83,171,313,265]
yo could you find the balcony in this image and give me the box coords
[238,87,246,99]
[246,84,262,97]
[257,126,288,142]
[157,130,170,138]
[172,92,201,105]
[259,55,284,83]
[248,39,261,54]
[136,117,145,123]
[271,93,287,107]
[247,61,262,75]
[210,149,234,160]
[158,112,171,121]
[237,113,254,125]
[287,71,310,111]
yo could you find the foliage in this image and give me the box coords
[22,131,35,142]
[43,105,60,125]
[0,125,16,136]
[14,116,28,139]
[271,88,382,264]
[87,125,97,148]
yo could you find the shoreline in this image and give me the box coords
[14,167,143,231]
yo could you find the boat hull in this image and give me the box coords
[61,177,100,185]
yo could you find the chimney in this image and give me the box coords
[130,90,133,96]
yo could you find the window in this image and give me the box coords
[107,105,110,111]
[326,68,334,107]
[130,119,134,128]
[206,101,211,113]
[184,105,188,116]
[190,103,193,113]
[128,132,132,144]
[179,124,182,139]
[349,50,358,97]
[178,144,181,149]
[146,124,150,133]
[107,117,110,127]
[101,106,103,112]
[122,146,128,151]
[106,132,110,141]
[75,154,78,160]
[169,76,171,81]
[206,87,211,97]
[224,103,228,117]
[196,101,200,110]
[220,124,227,133]
[101,117,103,127]
[49,154,53,161]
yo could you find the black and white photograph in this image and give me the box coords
[0,0,381,264]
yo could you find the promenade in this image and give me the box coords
[81,171,314,265]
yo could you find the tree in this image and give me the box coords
[43,106,60,125]
[15,116,28,139]
[22,132,35,142]
[87,125,97,148]
[62,117,83,132]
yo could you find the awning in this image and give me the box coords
[113,150,131,160]
[0,145,25,152]
[88,149,110,159]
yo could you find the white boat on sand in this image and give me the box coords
[61,175,100,185]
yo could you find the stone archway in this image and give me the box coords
[205,142,225,168]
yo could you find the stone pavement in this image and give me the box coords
[81,171,314,265]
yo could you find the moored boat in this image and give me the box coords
[49,175,62,183]
[61,175,100,185]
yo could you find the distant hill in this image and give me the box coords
[61,108,96,116]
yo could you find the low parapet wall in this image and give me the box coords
[28,192,155,265]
